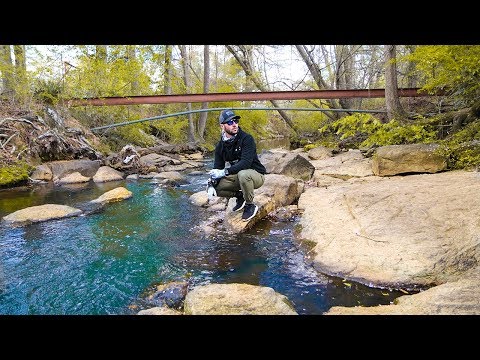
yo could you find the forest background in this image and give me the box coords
[1,45,479,187]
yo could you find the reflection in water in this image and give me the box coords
[257,138,291,153]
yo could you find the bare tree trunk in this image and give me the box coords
[179,45,196,143]
[335,45,350,110]
[126,45,139,94]
[12,45,26,96]
[212,46,218,89]
[94,46,107,97]
[405,45,418,111]
[13,45,26,74]
[226,45,296,132]
[164,45,172,95]
[198,45,210,140]
[295,45,341,120]
[243,45,254,107]
[0,45,14,96]
[385,45,406,122]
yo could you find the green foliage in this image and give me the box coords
[0,161,33,187]
[33,78,62,105]
[436,120,480,169]
[303,144,317,151]
[319,113,438,148]
[303,136,338,150]
[115,124,157,148]
[320,113,382,140]
[403,45,480,107]
[64,46,154,99]
[235,109,269,140]
[290,99,329,134]
[151,117,188,143]
[362,120,437,147]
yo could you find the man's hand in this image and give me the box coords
[209,168,226,179]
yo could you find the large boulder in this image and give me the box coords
[259,149,315,181]
[47,159,102,180]
[224,174,303,233]
[183,283,297,315]
[92,166,124,183]
[326,272,480,315]
[139,153,178,169]
[298,170,480,288]
[30,164,53,181]
[372,143,447,176]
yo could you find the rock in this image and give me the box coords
[372,143,447,176]
[326,272,480,315]
[146,281,189,310]
[30,164,53,181]
[137,307,182,315]
[153,171,187,185]
[259,149,315,181]
[47,159,102,179]
[307,146,334,160]
[224,174,302,234]
[189,191,209,207]
[90,187,132,204]
[298,170,480,288]
[55,171,90,185]
[309,149,373,177]
[183,283,297,315]
[2,204,82,225]
[92,166,124,183]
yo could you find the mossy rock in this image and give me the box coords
[0,162,34,188]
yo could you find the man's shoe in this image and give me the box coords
[242,203,258,221]
[232,193,245,212]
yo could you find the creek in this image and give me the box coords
[0,142,404,314]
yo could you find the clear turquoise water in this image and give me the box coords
[0,160,403,315]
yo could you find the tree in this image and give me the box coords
[179,45,196,143]
[164,45,173,95]
[384,45,406,122]
[126,45,139,94]
[335,45,355,110]
[13,45,26,80]
[197,45,210,140]
[0,45,14,96]
[405,45,480,108]
[296,45,343,121]
[226,45,296,132]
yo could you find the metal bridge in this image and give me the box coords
[68,88,429,107]
[67,88,440,132]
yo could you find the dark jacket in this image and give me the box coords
[213,127,266,175]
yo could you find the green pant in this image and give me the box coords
[215,169,265,204]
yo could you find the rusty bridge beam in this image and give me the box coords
[68,88,433,107]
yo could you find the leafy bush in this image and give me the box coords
[33,78,63,105]
[436,120,480,169]
[319,113,438,148]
